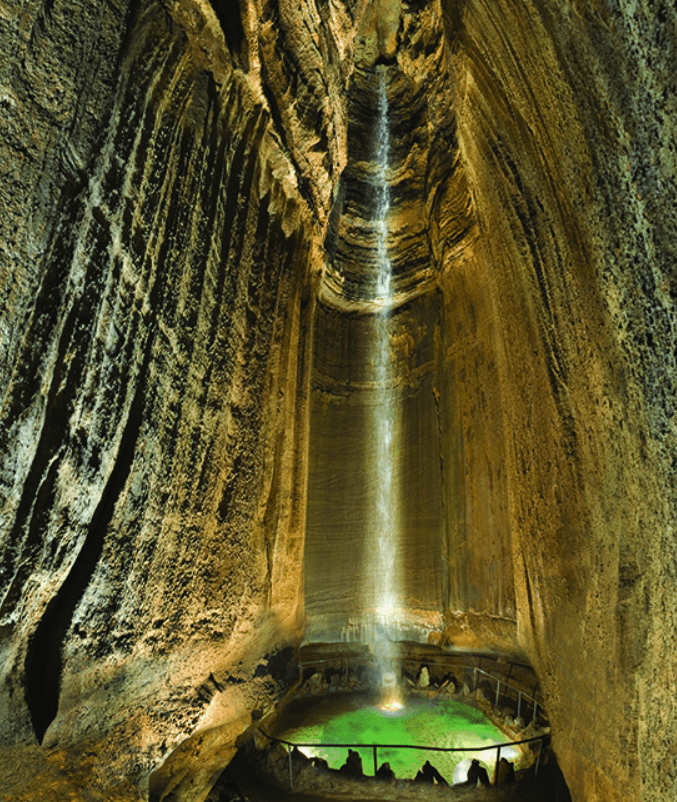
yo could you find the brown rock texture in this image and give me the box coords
[0,0,676,801]
[444,3,677,801]
[0,0,327,798]
[305,0,515,649]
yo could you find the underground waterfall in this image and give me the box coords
[369,65,402,710]
[275,63,552,799]
[0,0,656,796]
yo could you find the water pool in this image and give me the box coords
[274,694,523,784]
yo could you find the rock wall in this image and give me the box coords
[305,0,516,650]
[0,1,328,799]
[0,0,676,801]
[444,1,677,801]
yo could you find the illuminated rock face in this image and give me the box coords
[445,5,677,802]
[0,1,676,802]
[305,34,514,648]
[0,2,319,798]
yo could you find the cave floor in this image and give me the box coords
[231,778,550,802]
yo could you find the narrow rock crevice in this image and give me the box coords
[208,0,247,65]
[24,336,153,743]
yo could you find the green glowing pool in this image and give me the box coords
[274,694,523,784]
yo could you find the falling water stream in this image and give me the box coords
[369,66,401,708]
[263,67,535,798]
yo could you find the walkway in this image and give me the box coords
[223,748,565,802]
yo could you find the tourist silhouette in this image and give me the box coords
[465,758,491,786]
[414,759,448,785]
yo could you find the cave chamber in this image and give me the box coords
[0,1,676,802]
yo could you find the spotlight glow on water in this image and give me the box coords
[379,697,404,713]
[278,696,523,783]
[379,671,402,711]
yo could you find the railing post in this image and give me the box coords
[495,680,501,708]
[494,745,501,786]
[288,748,293,790]
[533,700,538,722]
[373,745,378,776]
[517,691,522,719]
[535,737,543,777]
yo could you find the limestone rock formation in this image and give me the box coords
[0,0,321,798]
[0,1,676,802]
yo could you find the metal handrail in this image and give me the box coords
[299,659,545,723]
[261,729,550,791]
[466,666,541,723]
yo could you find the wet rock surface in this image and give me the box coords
[0,1,676,801]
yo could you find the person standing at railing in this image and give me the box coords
[463,759,491,787]
[495,756,516,785]
[414,760,448,785]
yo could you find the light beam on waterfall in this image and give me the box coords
[369,66,401,710]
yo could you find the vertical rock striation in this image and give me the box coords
[305,0,516,650]
[0,0,334,798]
[0,0,676,801]
[444,1,677,800]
